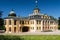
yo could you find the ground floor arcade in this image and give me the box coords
[5,25,57,33]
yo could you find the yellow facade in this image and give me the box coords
[4,0,58,33]
[4,18,58,33]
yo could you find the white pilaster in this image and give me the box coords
[41,20,43,31]
[49,21,50,30]
[47,20,48,30]
[34,20,37,32]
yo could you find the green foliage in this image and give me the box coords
[0,11,5,30]
[58,17,60,30]
[0,35,24,40]
[0,18,4,26]
[0,11,3,17]
[0,18,4,30]
[0,26,5,30]
[58,24,60,30]
[0,35,60,40]
[58,17,60,29]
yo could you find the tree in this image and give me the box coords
[58,17,60,30]
[0,11,3,17]
[0,11,5,30]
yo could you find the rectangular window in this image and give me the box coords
[37,27,38,30]
[33,21,34,24]
[37,27,41,30]
[9,20,11,25]
[31,21,34,24]
[37,20,38,24]
[9,27,11,32]
[14,27,16,32]
[22,21,24,24]
[28,21,29,24]
[50,21,53,24]
[33,27,34,29]
[14,20,16,25]
[37,20,41,24]
[39,27,41,29]
[20,21,21,24]
[48,27,49,29]
[50,27,53,29]
[31,27,34,30]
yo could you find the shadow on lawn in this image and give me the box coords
[0,35,24,40]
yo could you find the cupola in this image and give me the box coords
[8,9,16,17]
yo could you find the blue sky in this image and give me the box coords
[0,0,60,18]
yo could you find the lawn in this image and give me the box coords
[0,35,60,40]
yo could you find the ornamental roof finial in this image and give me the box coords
[35,0,38,7]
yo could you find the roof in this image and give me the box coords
[34,7,40,11]
[4,13,57,21]
[4,16,29,20]
[8,9,16,17]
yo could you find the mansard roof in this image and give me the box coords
[28,14,57,21]
[4,14,57,22]
[4,16,29,20]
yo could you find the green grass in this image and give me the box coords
[0,35,60,40]
[20,35,60,40]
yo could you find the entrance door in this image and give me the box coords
[22,26,29,32]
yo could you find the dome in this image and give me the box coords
[34,7,40,11]
[10,11,15,14]
[8,13,16,17]
[8,9,16,17]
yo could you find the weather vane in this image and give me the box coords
[36,0,38,3]
[35,0,38,7]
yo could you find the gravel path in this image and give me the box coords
[0,30,60,35]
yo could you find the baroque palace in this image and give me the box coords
[4,0,58,33]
